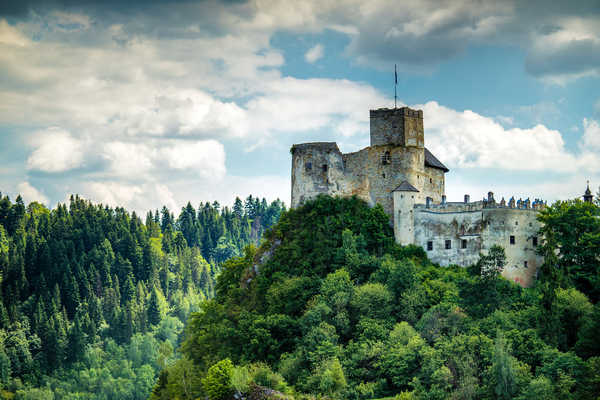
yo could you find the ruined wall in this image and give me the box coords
[290,143,349,208]
[414,207,484,267]
[481,208,542,287]
[413,202,543,287]
[292,144,444,216]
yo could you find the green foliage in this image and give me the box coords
[0,193,280,399]
[151,196,600,399]
[202,359,234,400]
[537,200,600,301]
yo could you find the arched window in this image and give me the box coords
[382,151,391,165]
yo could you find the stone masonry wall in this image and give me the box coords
[413,202,543,287]
[370,107,424,147]
[291,142,444,220]
[481,208,542,287]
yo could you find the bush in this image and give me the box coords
[249,363,290,393]
[203,359,234,400]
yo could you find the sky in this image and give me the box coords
[0,0,599,214]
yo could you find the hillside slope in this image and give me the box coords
[150,195,600,400]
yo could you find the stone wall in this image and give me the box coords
[370,107,424,147]
[414,208,484,267]
[413,202,543,287]
[481,208,542,287]
[290,142,348,208]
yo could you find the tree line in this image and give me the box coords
[0,193,284,399]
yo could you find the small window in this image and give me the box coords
[461,239,467,249]
[382,151,391,165]
[430,178,433,184]
[427,241,433,251]
[510,235,515,245]
[524,261,528,268]
[322,164,328,172]
[445,240,451,250]
[382,173,385,178]
[305,162,312,171]
[515,221,518,226]
[532,237,538,246]
[529,222,532,227]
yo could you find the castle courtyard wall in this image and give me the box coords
[481,208,542,287]
[414,208,484,267]
[414,203,543,287]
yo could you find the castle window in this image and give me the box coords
[515,221,518,226]
[445,240,451,250]
[532,237,538,247]
[382,173,385,178]
[305,162,312,171]
[427,241,433,251]
[524,261,528,268]
[461,239,467,249]
[322,164,328,172]
[510,235,515,245]
[382,151,391,165]
[430,178,432,184]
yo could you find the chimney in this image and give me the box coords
[464,194,470,204]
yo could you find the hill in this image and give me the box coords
[151,195,600,400]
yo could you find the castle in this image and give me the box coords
[291,106,549,287]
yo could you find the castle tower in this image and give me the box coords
[392,181,418,245]
[370,107,424,147]
[583,181,593,203]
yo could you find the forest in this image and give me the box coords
[149,195,600,400]
[0,193,284,399]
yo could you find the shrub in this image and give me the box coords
[202,359,234,400]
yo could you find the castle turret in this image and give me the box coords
[392,181,418,245]
[583,181,593,203]
[370,107,424,147]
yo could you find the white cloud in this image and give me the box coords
[305,43,324,63]
[162,140,226,179]
[102,142,154,176]
[420,101,581,172]
[26,127,85,172]
[245,77,387,141]
[581,118,600,151]
[16,182,49,205]
[0,19,30,46]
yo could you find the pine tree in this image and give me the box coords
[148,287,162,326]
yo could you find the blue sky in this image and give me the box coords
[0,0,599,213]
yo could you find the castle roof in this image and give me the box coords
[424,148,449,172]
[393,181,419,192]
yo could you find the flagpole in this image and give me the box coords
[394,64,397,109]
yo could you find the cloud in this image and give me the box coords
[162,140,226,178]
[16,181,49,204]
[26,127,85,172]
[581,118,600,151]
[419,101,593,173]
[305,43,323,63]
[100,139,227,180]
